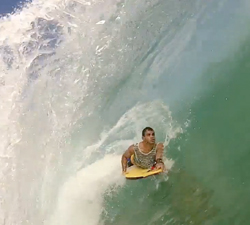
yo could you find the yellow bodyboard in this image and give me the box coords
[125,165,163,179]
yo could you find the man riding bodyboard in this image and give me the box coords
[121,127,165,174]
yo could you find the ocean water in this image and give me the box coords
[1,0,250,224]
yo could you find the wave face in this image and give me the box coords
[1,0,250,224]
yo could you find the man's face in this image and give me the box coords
[143,130,155,144]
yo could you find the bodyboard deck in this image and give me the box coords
[125,165,163,179]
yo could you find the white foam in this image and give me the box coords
[48,154,125,225]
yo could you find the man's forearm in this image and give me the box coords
[121,155,127,172]
[155,152,163,161]
[156,143,164,161]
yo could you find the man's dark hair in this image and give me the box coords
[142,127,154,137]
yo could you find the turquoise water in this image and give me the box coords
[1,0,250,224]
[101,33,250,225]
[100,29,250,225]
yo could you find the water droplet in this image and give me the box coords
[96,20,105,25]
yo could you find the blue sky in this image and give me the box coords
[0,0,28,16]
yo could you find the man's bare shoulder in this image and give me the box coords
[128,144,135,150]
[126,144,135,154]
[157,142,164,150]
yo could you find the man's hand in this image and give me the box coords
[155,162,165,171]
[122,164,127,174]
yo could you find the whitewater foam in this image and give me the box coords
[48,154,125,225]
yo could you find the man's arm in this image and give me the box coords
[121,145,135,173]
[155,143,165,169]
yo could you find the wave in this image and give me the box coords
[1,0,250,224]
